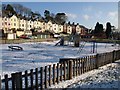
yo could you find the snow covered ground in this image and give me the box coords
[49,60,120,89]
[0,40,120,79]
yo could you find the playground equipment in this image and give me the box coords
[91,41,97,53]
[55,37,64,46]
[77,41,86,54]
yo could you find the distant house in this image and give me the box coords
[58,24,64,33]
[24,30,32,36]
[33,19,42,30]
[63,23,68,34]
[19,16,27,31]
[10,15,19,30]
[46,20,53,32]
[27,19,34,30]
[71,22,76,34]
[33,31,54,39]
[41,21,47,32]
[76,23,82,34]
[7,33,16,39]
[2,15,11,33]
[1,13,89,39]
[16,30,24,37]
[67,23,72,34]
[52,23,59,33]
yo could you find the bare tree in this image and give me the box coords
[12,4,24,15]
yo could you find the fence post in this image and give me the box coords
[76,59,78,76]
[119,50,120,59]
[78,59,80,75]
[12,72,22,90]
[40,67,43,90]
[25,70,28,90]
[63,62,66,80]
[73,60,75,77]
[53,64,56,84]
[95,54,99,69]
[112,50,115,63]
[60,63,63,81]
[49,65,52,86]
[45,66,48,88]
[69,60,73,80]
[30,69,33,89]
[57,63,60,83]
[5,74,9,90]
[35,68,38,90]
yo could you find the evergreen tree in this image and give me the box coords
[94,22,104,34]
[94,22,99,34]
[105,22,112,39]
[55,13,68,25]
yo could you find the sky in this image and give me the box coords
[3,2,118,29]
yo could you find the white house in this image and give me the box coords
[52,23,59,33]
[2,16,11,33]
[27,20,34,30]
[67,24,72,34]
[76,23,82,34]
[19,18,27,31]
[46,20,53,31]
[58,24,63,33]
[10,15,19,30]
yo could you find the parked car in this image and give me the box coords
[19,34,30,39]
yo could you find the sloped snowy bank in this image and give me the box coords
[49,60,120,89]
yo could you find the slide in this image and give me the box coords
[55,37,64,46]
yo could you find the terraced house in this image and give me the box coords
[1,14,88,39]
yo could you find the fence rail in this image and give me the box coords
[1,50,120,90]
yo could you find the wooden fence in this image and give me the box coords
[1,50,120,90]
[0,38,56,44]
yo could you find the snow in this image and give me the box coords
[0,40,120,79]
[49,60,120,89]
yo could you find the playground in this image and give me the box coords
[1,39,120,78]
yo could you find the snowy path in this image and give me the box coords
[49,60,120,89]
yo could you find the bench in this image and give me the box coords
[8,46,23,51]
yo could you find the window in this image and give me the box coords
[30,25,31,28]
[11,19,12,21]
[54,28,56,30]
[22,24,24,27]
[5,18,7,21]
[14,23,16,26]
[14,19,16,21]
[5,22,7,25]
